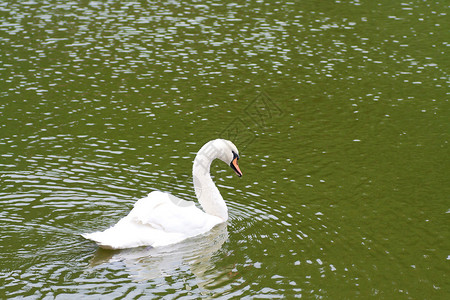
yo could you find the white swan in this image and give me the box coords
[82,139,242,249]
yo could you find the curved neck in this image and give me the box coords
[192,146,228,221]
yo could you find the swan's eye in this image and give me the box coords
[232,151,239,160]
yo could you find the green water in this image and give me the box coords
[1,0,449,298]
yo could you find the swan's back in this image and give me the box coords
[82,191,223,249]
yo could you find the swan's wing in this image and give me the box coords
[82,191,224,249]
[130,191,223,236]
[166,193,195,207]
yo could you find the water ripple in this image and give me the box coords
[1,0,448,298]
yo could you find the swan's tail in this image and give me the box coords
[82,221,186,249]
[82,231,120,250]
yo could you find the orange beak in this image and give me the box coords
[230,157,243,177]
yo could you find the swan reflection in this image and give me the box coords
[88,223,228,282]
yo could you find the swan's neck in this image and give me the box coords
[193,151,228,221]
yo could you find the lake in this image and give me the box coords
[1,0,448,298]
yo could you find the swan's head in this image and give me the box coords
[199,139,242,177]
[217,139,243,177]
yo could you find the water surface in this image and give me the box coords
[1,0,449,298]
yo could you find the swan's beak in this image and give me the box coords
[230,157,242,177]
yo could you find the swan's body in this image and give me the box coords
[82,139,242,249]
